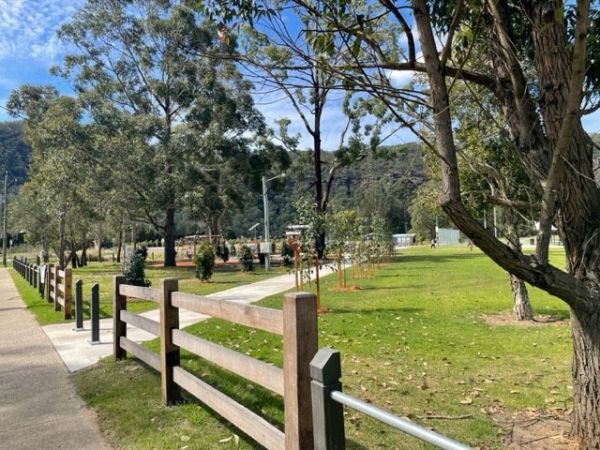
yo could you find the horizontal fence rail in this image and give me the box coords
[310,348,472,450]
[119,284,161,303]
[172,328,285,396]
[171,291,284,335]
[113,276,318,450]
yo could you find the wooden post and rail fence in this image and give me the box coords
[12,256,73,320]
[113,275,318,450]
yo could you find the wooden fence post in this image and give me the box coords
[283,292,318,450]
[63,268,72,320]
[310,349,346,450]
[113,275,127,360]
[53,266,61,312]
[159,278,181,405]
[33,265,38,289]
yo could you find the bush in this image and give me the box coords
[281,240,294,267]
[122,247,150,287]
[216,242,229,263]
[239,245,253,272]
[194,243,215,281]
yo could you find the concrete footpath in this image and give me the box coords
[0,268,109,450]
[43,269,321,372]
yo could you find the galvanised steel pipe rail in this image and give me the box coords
[310,348,472,450]
[330,390,471,450]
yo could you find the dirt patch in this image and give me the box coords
[492,407,576,449]
[483,311,568,327]
[329,285,362,292]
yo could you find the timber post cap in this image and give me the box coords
[283,291,316,301]
[310,348,341,383]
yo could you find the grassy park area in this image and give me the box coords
[71,246,572,449]
[9,261,285,326]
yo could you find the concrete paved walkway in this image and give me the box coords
[0,268,110,450]
[43,269,319,372]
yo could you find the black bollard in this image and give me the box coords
[90,284,100,343]
[75,280,84,331]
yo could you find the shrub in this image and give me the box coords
[239,245,253,272]
[194,243,215,281]
[281,240,294,267]
[122,247,150,287]
[216,242,229,263]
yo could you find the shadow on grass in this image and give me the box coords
[358,284,428,290]
[330,307,424,315]
[392,253,482,264]
[346,439,372,450]
[537,308,570,321]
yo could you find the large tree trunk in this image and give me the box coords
[116,223,123,263]
[510,275,534,321]
[58,213,66,268]
[505,210,534,321]
[412,1,600,447]
[97,237,102,262]
[81,244,88,266]
[164,207,176,267]
[571,308,600,449]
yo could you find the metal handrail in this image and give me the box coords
[330,390,472,450]
[310,348,473,450]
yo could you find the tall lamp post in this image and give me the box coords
[2,170,7,267]
[262,173,286,270]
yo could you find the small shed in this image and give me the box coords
[392,233,416,249]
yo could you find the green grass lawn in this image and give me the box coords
[71,246,573,449]
[9,260,286,326]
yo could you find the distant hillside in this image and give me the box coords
[226,143,427,238]
[0,121,30,186]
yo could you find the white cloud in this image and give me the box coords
[0,0,83,62]
[388,69,416,87]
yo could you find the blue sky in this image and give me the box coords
[0,0,416,150]
[0,0,598,149]
[0,1,83,117]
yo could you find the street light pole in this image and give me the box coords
[2,170,7,267]
[262,175,271,270]
[262,173,285,271]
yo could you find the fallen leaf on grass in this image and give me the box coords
[460,397,473,405]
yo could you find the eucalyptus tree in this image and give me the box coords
[199,1,600,445]
[7,86,92,267]
[55,0,265,266]
[181,126,290,239]
[453,85,537,321]
[235,5,397,255]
